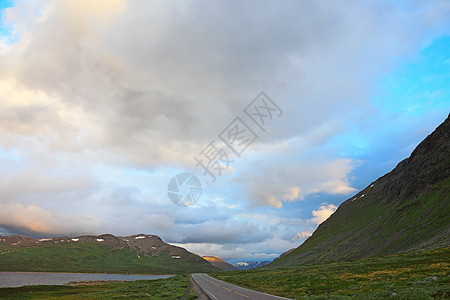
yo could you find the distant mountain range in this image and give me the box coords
[233,261,271,270]
[270,114,450,268]
[0,234,219,274]
[203,256,238,271]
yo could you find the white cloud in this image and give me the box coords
[0,202,99,236]
[2,0,448,170]
[239,155,356,208]
[310,203,338,225]
[293,231,313,240]
[172,243,248,261]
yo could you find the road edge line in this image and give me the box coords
[190,274,214,300]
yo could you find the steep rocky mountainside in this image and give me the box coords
[270,114,450,267]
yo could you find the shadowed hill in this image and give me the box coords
[269,114,450,267]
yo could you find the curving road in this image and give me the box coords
[191,273,292,300]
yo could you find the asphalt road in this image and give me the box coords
[191,273,292,300]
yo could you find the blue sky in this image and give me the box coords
[0,0,13,40]
[0,0,449,262]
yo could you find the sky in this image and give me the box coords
[0,0,449,263]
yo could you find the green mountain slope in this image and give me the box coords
[0,234,219,274]
[270,114,450,267]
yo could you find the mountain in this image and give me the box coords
[203,256,238,271]
[270,114,450,268]
[0,234,219,274]
[272,248,295,262]
[233,261,271,270]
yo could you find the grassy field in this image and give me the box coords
[212,248,450,299]
[0,274,197,299]
[0,242,217,274]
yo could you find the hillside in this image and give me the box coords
[203,256,238,271]
[213,248,450,299]
[270,114,450,267]
[0,234,219,274]
[272,249,295,262]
